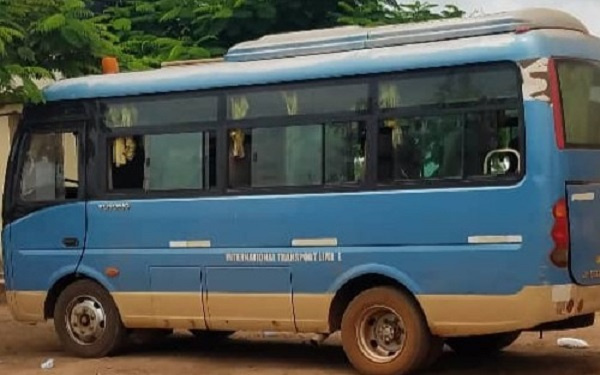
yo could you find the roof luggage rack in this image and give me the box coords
[225,8,588,62]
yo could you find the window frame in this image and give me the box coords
[86,60,525,201]
[376,108,524,187]
[225,119,369,194]
[95,90,226,199]
[373,62,525,189]
[225,78,372,121]
[100,90,220,129]
[7,121,86,220]
[555,57,600,150]
[100,127,221,199]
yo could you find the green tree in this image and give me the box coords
[98,0,464,70]
[0,0,116,103]
[338,0,464,26]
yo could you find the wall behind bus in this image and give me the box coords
[0,105,22,267]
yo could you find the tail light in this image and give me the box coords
[550,199,569,268]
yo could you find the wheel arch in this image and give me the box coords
[44,267,114,319]
[327,264,425,332]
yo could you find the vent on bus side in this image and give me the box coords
[224,8,588,62]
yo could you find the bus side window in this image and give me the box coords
[227,122,366,190]
[19,131,79,202]
[108,132,217,192]
[376,63,521,184]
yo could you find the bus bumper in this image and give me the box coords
[5,291,46,323]
[418,284,600,337]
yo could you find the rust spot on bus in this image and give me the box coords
[519,58,551,102]
[566,299,575,313]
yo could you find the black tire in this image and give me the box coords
[418,336,444,370]
[54,280,126,358]
[341,287,433,375]
[446,331,521,356]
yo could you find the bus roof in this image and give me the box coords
[43,8,598,103]
[225,8,587,62]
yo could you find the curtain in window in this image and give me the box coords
[229,96,249,158]
[380,83,403,148]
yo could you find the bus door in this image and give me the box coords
[567,184,600,285]
[552,58,600,286]
[83,132,210,329]
[4,122,86,291]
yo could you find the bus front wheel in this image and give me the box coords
[446,331,521,356]
[341,286,433,375]
[54,280,126,358]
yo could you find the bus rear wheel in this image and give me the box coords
[54,280,126,358]
[446,331,521,356]
[341,286,433,375]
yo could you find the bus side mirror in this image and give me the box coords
[484,148,521,176]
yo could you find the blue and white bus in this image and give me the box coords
[4,8,600,375]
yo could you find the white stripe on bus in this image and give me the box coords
[571,192,595,202]
[292,238,338,247]
[169,240,212,248]
[468,235,523,244]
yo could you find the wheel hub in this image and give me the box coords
[358,307,406,363]
[66,297,107,346]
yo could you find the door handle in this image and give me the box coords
[62,237,80,248]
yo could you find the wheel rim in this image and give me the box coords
[357,305,406,363]
[64,295,107,346]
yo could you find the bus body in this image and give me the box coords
[4,8,600,375]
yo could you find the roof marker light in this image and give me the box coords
[102,57,120,74]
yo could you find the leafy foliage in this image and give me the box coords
[98,0,464,71]
[0,0,116,103]
[2,0,464,102]
[338,0,465,25]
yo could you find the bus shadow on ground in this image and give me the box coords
[125,334,351,371]
[123,334,599,375]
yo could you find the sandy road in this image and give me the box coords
[1,305,599,375]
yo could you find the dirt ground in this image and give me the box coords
[1,304,599,375]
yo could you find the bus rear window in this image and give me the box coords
[557,60,600,147]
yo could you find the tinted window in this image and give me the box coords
[378,112,521,181]
[378,116,463,181]
[97,62,522,198]
[377,64,521,183]
[228,122,366,188]
[108,132,216,191]
[557,60,600,146]
[103,96,218,128]
[24,102,87,123]
[20,131,79,201]
[379,65,518,109]
[227,83,369,120]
